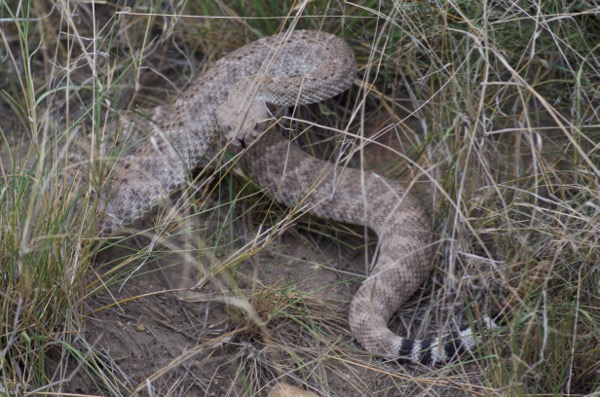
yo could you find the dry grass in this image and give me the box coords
[0,0,598,396]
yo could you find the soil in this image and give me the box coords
[62,117,461,397]
[68,223,377,396]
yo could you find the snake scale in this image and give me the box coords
[92,30,500,365]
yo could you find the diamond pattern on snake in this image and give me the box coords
[79,30,502,366]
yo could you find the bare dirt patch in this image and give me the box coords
[69,216,385,396]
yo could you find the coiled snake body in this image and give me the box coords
[94,30,499,365]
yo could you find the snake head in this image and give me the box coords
[216,83,271,148]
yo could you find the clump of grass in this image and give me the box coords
[1,0,598,396]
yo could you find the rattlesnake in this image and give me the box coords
[89,30,501,365]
